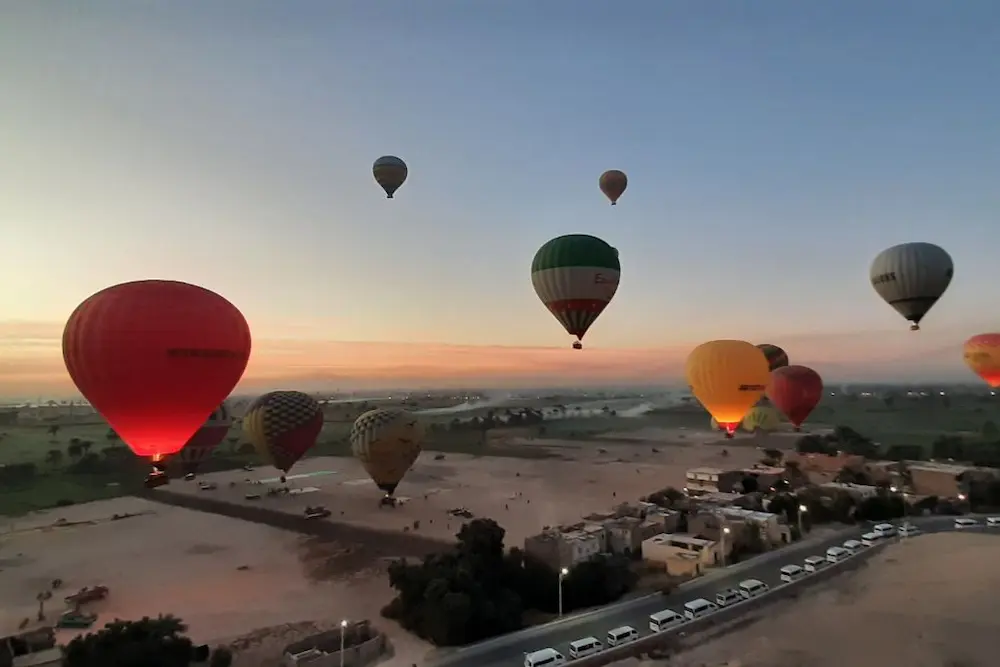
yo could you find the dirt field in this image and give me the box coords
[0,497,431,667]
[162,441,767,547]
[617,532,999,667]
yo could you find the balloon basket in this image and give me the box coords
[572,342,583,350]
[910,324,920,331]
[144,470,169,489]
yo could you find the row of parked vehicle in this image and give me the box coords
[522,519,1000,667]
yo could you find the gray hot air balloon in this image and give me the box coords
[869,242,953,331]
[372,156,408,199]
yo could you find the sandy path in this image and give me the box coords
[0,498,431,667]
[170,444,765,548]
[615,532,999,667]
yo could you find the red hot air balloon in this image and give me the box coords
[63,281,251,486]
[766,365,823,431]
[176,400,233,476]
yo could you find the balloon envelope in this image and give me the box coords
[741,406,782,432]
[373,155,408,198]
[176,400,232,472]
[62,280,251,461]
[350,408,424,495]
[243,391,323,473]
[686,340,770,436]
[531,234,621,346]
[964,334,1000,387]
[870,242,953,330]
[599,170,628,205]
[755,344,789,372]
[767,365,824,428]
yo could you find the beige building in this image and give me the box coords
[685,466,786,495]
[523,522,606,570]
[603,511,679,556]
[685,467,743,494]
[820,481,879,501]
[702,506,788,547]
[903,461,1000,498]
[642,533,720,577]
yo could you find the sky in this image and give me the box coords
[2,1,1000,397]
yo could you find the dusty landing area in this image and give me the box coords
[0,498,430,667]
[167,442,765,547]
[616,532,999,667]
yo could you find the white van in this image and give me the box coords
[738,578,769,599]
[606,626,639,647]
[779,564,806,583]
[524,648,565,667]
[648,609,685,633]
[842,539,863,553]
[825,546,849,563]
[804,555,827,571]
[683,598,718,620]
[898,523,921,537]
[715,588,742,607]
[987,517,1000,527]
[873,523,897,537]
[954,517,979,529]
[860,532,881,547]
[568,637,602,659]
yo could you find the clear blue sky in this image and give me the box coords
[2,0,999,361]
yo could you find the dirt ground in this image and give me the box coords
[0,497,431,667]
[617,532,1000,667]
[164,440,768,547]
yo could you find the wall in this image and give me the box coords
[136,490,449,557]
[283,634,386,667]
[907,469,962,498]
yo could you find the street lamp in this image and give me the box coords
[340,619,348,667]
[558,567,569,617]
[797,504,808,537]
[720,526,731,567]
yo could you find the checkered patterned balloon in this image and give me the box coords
[176,399,233,469]
[243,391,323,473]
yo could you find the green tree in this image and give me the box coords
[795,435,836,455]
[63,615,196,667]
[981,420,999,441]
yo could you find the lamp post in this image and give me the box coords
[720,526,731,567]
[797,504,808,537]
[340,619,348,667]
[558,567,568,617]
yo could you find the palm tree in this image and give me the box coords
[36,590,52,620]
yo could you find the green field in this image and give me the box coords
[2,395,995,517]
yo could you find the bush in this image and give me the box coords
[380,518,638,646]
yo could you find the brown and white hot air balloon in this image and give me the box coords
[599,169,628,205]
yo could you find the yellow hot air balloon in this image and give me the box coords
[686,340,770,439]
[350,408,424,500]
[741,406,781,433]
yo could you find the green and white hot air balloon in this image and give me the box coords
[531,234,621,350]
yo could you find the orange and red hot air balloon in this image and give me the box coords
[963,334,1000,387]
[62,280,251,486]
[766,365,823,431]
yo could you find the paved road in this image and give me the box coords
[432,516,994,667]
